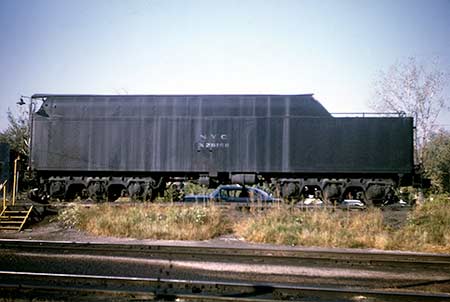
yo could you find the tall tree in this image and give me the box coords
[371,57,449,162]
[0,109,29,156]
[422,130,450,194]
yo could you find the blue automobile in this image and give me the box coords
[183,184,278,203]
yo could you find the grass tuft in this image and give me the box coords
[59,203,230,240]
[234,207,390,249]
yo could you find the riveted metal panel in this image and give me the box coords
[31,94,330,173]
[30,94,413,178]
[286,117,414,173]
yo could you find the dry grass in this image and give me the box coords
[59,203,230,240]
[386,195,450,253]
[235,196,450,253]
[234,207,391,249]
[58,195,450,253]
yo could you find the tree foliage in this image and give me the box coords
[422,130,450,194]
[371,57,449,162]
[0,109,29,156]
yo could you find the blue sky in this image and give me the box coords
[1,0,449,130]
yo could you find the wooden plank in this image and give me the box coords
[4,211,29,214]
[18,206,33,231]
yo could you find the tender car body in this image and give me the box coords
[29,94,417,203]
[31,94,413,176]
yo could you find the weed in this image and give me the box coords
[57,196,450,253]
[234,207,390,249]
[387,195,450,253]
[58,203,230,240]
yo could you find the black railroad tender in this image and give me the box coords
[29,94,422,205]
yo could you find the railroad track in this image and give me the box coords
[1,271,449,302]
[2,239,450,296]
[2,239,450,291]
[1,239,449,270]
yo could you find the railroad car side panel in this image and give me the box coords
[30,95,413,177]
[286,117,414,174]
[31,94,331,174]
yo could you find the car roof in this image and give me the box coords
[218,185,242,189]
[217,185,268,193]
[218,185,264,190]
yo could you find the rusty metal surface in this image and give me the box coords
[30,94,413,178]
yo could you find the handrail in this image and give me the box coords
[331,112,407,118]
[12,156,20,206]
[1,180,7,210]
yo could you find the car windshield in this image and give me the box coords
[212,186,270,200]
[252,187,270,198]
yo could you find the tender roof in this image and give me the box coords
[34,94,331,117]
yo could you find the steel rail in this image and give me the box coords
[0,271,449,302]
[0,239,449,270]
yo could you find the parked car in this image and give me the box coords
[339,199,366,210]
[183,185,279,203]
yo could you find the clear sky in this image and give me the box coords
[1,0,449,130]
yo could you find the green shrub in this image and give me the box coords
[388,195,450,252]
